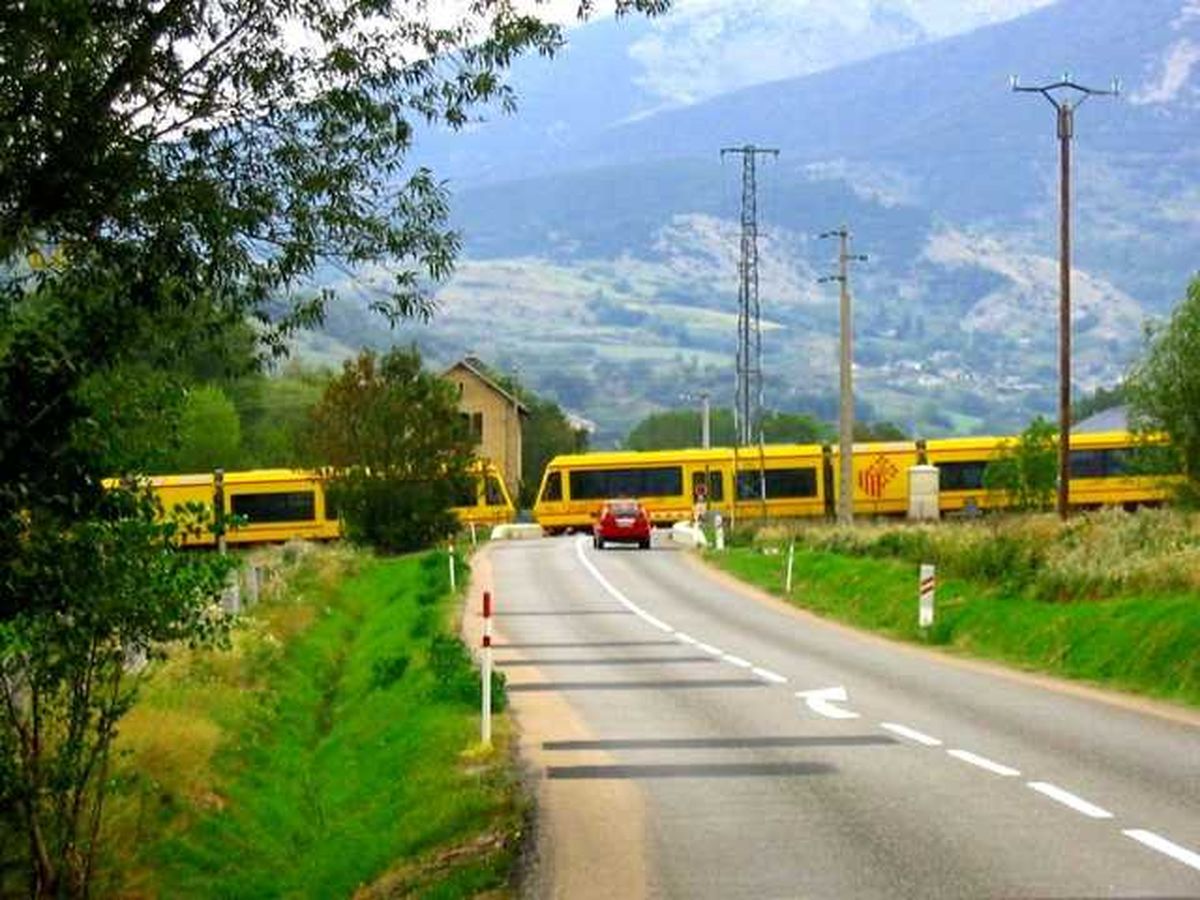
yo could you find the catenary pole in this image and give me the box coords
[819,228,867,526]
[1012,74,1119,519]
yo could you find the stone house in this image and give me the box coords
[442,357,528,496]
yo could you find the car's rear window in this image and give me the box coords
[608,501,641,516]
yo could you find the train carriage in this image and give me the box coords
[127,461,515,547]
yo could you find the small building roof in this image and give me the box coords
[1073,405,1128,433]
[442,356,529,415]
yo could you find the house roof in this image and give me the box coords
[442,356,529,415]
[1073,405,1129,433]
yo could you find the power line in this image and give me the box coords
[1012,73,1119,520]
[720,144,779,446]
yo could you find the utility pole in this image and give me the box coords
[1012,74,1119,520]
[721,144,779,446]
[819,227,867,527]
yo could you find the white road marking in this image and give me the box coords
[1123,829,1200,872]
[636,610,673,633]
[796,686,860,720]
[573,537,780,685]
[1026,782,1113,819]
[752,667,788,685]
[880,722,943,747]
[947,749,1020,777]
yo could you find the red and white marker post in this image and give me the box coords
[481,590,493,747]
[919,563,936,629]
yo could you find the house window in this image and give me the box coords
[471,412,483,443]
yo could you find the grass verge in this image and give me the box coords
[103,544,520,898]
[706,535,1200,708]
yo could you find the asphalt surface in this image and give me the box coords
[484,533,1200,899]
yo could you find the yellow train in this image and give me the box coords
[531,431,1175,532]
[129,463,515,546]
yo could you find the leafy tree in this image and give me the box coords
[2,1,668,892]
[306,347,474,553]
[520,397,590,508]
[853,421,908,441]
[1127,276,1200,488]
[984,416,1057,511]
[626,408,830,450]
[172,384,243,473]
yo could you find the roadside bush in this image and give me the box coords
[427,635,506,712]
[781,508,1200,602]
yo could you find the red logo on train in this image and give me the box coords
[858,455,899,499]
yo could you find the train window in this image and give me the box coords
[569,466,683,500]
[540,471,562,502]
[1069,450,1108,478]
[692,470,724,502]
[938,461,988,491]
[485,476,506,507]
[231,491,316,524]
[451,478,477,508]
[735,468,817,500]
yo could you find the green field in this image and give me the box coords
[104,546,519,899]
[707,514,1200,708]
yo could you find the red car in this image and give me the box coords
[593,499,652,550]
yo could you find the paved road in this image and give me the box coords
[482,534,1200,899]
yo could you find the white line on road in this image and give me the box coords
[673,631,698,645]
[1123,829,1200,872]
[696,642,724,657]
[752,667,788,685]
[1027,782,1113,819]
[722,654,753,668]
[947,749,1021,777]
[880,722,943,747]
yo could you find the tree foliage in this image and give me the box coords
[307,347,474,553]
[1,1,668,891]
[1127,276,1200,487]
[520,397,589,508]
[983,416,1057,511]
[626,407,831,450]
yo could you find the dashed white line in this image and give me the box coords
[721,653,753,668]
[880,722,943,747]
[947,749,1021,777]
[752,667,788,685]
[1123,829,1200,872]
[1027,782,1113,819]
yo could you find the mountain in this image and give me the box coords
[315,0,1200,446]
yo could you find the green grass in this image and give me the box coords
[108,546,519,899]
[708,543,1200,708]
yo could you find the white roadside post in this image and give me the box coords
[481,590,494,747]
[469,521,477,547]
[714,512,725,552]
[785,537,795,594]
[919,563,936,629]
[448,542,456,592]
